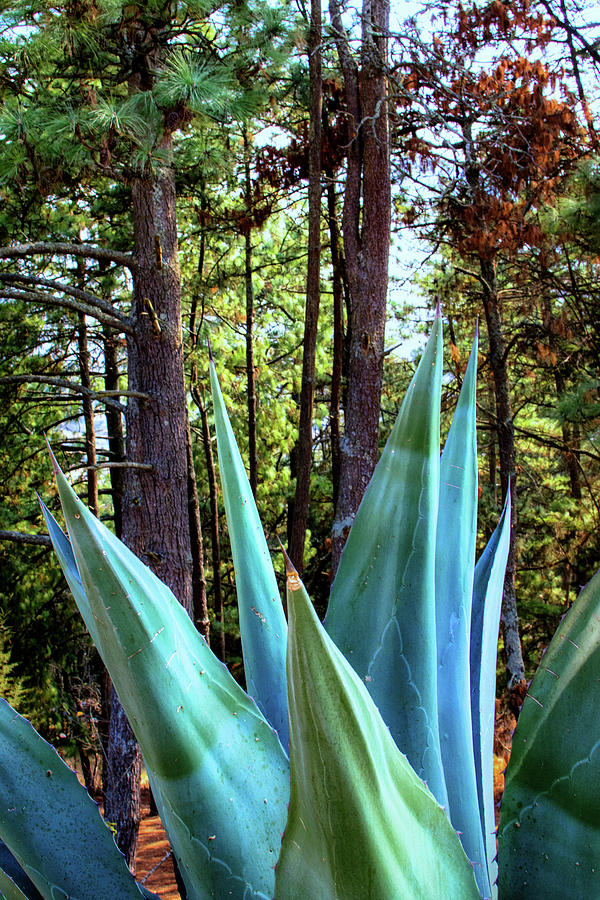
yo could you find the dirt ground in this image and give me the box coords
[135,788,180,900]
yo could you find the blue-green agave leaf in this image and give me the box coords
[471,490,511,897]
[39,499,99,646]
[46,464,290,900]
[0,698,157,900]
[0,867,30,900]
[209,358,289,750]
[498,568,600,899]
[275,555,480,900]
[325,315,447,806]
[0,842,43,900]
[435,332,490,897]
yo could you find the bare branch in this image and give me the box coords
[0,286,132,333]
[0,273,131,324]
[0,530,52,548]
[0,375,129,411]
[0,241,134,269]
[87,461,154,471]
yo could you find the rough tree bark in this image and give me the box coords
[123,163,194,611]
[103,153,209,868]
[288,0,322,571]
[480,257,526,690]
[329,0,391,575]
[104,685,142,869]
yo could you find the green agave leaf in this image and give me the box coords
[46,463,290,900]
[498,568,600,899]
[0,842,43,900]
[435,332,490,898]
[471,490,511,899]
[0,867,30,900]
[39,499,99,646]
[0,841,43,900]
[275,554,480,900]
[325,314,447,806]
[0,698,156,900]
[209,357,289,750]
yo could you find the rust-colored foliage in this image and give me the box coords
[255,79,347,190]
[394,0,585,260]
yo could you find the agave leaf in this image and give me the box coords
[209,357,289,750]
[470,491,511,898]
[0,868,30,900]
[39,499,99,646]
[46,463,290,900]
[0,842,43,900]
[325,314,447,806]
[498,568,600,899]
[0,698,156,900]
[435,332,491,897]
[275,554,480,900]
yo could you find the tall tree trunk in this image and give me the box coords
[104,685,141,870]
[186,416,210,638]
[193,380,226,661]
[101,323,125,819]
[329,0,391,575]
[189,213,226,660]
[480,256,526,690]
[288,0,322,571]
[542,293,582,603]
[103,325,126,538]
[243,129,258,498]
[487,374,498,511]
[326,178,346,510]
[124,163,193,612]
[105,153,194,865]
[77,313,98,516]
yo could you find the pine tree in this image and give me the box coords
[0,0,294,866]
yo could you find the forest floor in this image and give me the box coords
[134,788,180,899]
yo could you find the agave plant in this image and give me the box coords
[0,311,598,900]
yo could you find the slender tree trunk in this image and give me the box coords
[559,0,598,147]
[189,217,226,660]
[330,0,391,575]
[77,313,98,515]
[186,417,210,639]
[480,256,525,690]
[100,323,125,816]
[104,688,141,869]
[542,293,582,603]
[103,326,126,538]
[288,0,322,571]
[242,130,258,498]
[327,178,345,510]
[193,381,226,661]
[96,322,119,809]
[487,374,498,510]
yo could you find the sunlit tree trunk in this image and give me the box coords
[480,256,526,690]
[329,0,391,576]
[288,0,322,571]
